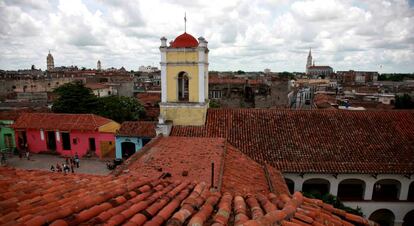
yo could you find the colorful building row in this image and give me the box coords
[11,113,120,158]
[0,112,157,159]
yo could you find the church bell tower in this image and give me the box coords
[306,48,312,74]
[158,31,209,126]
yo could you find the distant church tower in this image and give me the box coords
[47,51,54,71]
[97,60,102,70]
[159,29,209,126]
[306,48,312,74]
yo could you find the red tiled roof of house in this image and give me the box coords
[308,66,332,69]
[12,113,114,131]
[0,167,374,226]
[115,136,286,195]
[136,92,161,106]
[0,111,20,121]
[209,77,264,85]
[117,121,156,137]
[171,109,414,174]
[85,83,108,90]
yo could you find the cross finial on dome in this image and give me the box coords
[184,12,187,33]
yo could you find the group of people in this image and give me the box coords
[50,154,80,174]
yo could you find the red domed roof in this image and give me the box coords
[171,32,199,48]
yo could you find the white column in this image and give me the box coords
[399,179,410,201]
[364,180,375,200]
[198,47,205,103]
[293,177,304,192]
[198,63,205,103]
[329,179,339,196]
[160,50,167,103]
[56,130,60,142]
[40,129,44,141]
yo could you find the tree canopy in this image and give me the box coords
[52,81,99,114]
[97,95,146,123]
[52,81,145,122]
[395,94,414,109]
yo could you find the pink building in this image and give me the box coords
[12,113,120,158]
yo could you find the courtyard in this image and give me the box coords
[1,153,110,175]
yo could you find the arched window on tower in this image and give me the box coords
[177,72,189,102]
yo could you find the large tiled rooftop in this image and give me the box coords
[0,135,377,225]
[172,109,414,174]
[0,167,372,226]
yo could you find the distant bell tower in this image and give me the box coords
[47,51,54,71]
[159,16,209,126]
[97,60,102,70]
[306,48,312,74]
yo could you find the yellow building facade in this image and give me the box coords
[159,33,209,126]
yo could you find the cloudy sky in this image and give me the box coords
[1,0,413,73]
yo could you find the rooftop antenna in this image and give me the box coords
[184,12,187,33]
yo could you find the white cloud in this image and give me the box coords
[0,0,413,72]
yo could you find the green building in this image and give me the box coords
[0,113,17,152]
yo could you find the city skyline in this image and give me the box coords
[1,0,414,73]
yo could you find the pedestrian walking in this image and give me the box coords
[63,164,68,174]
[25,150,30,160]
[1,153,6,165]
[56,163,62,172]
[74,153,80,168]
[70,163,74,173]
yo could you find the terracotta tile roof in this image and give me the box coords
[308,66,333,69]
[124,137,225,188]
[171,109,414,174]
[117,121,157,137]
[0,167,374,226]
[115,136,287,195]
[0,111,20,121]
[136,93,161,106]
[85,83,109,90]
[12,113,115,131]
[222,144,271,195]
[209,77,264,85]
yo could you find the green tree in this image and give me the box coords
[52,81,99,113]
[236,70,246,75]
[209,100,221,108]
[279,71,295,79]
[395,94,414,109]
[96,96,145,123]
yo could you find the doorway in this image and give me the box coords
[47,131,56,151]
[3,134,13,149]
[89,138,96,152]
[121,142,136,159]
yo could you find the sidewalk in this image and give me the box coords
[3,153,110,175]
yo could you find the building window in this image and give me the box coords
[61,132,71,150]
[209,90,222,99]
[177,72,189,102]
